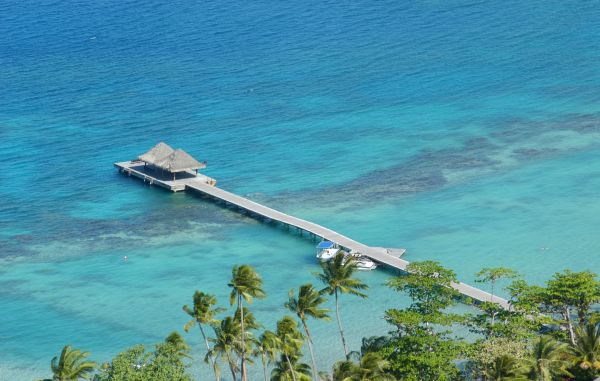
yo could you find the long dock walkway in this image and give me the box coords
[115,160,510,309]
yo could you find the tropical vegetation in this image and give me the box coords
[38,262,600,381]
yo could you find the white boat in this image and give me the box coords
[354,256,378,270]
[316,241,340,261]
[345,251,378,270]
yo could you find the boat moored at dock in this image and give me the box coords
[345,251,378,270]
[316,241,340,261]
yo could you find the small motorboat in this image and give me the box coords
[344,251,378,270]
[316,241,340,261]
[354,256,378,270]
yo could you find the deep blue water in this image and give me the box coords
[1,1,600,379]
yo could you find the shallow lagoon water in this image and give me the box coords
[1,0,600,379]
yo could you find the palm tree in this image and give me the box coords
[235,306,262,332]
[275,316,306,381]
[229,264,266,381]
[254,330,279,381]
[354,353,395,381]
[39,345,96,381]
[234,306,261,374]
[285,283,331,380]
[271,356,312,381]
[164,331,192,359]
[570,322,600,378]
[481,355,526,381]
[209,316,242,381]
[332,352,395,381]
[183,290,224,381]
[228,265,266,381]
[331,360,356,381]
[522,336,571,381]
[315,252,368,359]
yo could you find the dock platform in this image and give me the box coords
[115,160,510,309]
[115,161,216,191]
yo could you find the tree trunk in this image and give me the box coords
[261,354,268,381]
[577,306,588,325]
[301,319,319,381]
[226,350,237,381]
[239,294,247,381]
[199,324,220,381]
[285,354,298,381]
[564,306,576,345]
[334,289,349,359]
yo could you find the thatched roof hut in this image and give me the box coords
[138,142,174,164]
[154,149,206,173]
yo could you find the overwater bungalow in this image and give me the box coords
[138,142,207,180]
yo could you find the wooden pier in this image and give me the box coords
[115,160,510,309]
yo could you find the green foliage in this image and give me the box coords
[254,330,280,381]
[506,279,545,314]
[315,252,368,359]
[475,267,518,301]
[385,262,464,331]
[482,337,528,363]
[359,336,390,356]
[94,343,191,381]
[522,336,571,381]
[272,316,307,381]
[381,261,466,381]
[182,291,223,330]
[270,356,312,381]
[234,306,262,331]
[316,253,368,299]
[479,354,526,381]
[376,331,463,381]
[182,290,223,381]
[229,264,266,306]
[286,283,331,379]
[466,304,539,340]
[331,352,395,381]
[504,280,566,343]
[208,316,241,380]
[42,262,600,381]
[591,311,600,325]
[544,270,600,325]
[39,345,96,381]
[276,316,304,360]
[466,336,528,378]
[509,270,600,345]
[254,331,279,361]
[387,261,459,315]
[229,264,266,381]
[570,322,600,379]
[164,332,191,360]
[285,284,331,323]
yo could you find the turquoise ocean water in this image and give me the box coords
[1,1,600,379]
